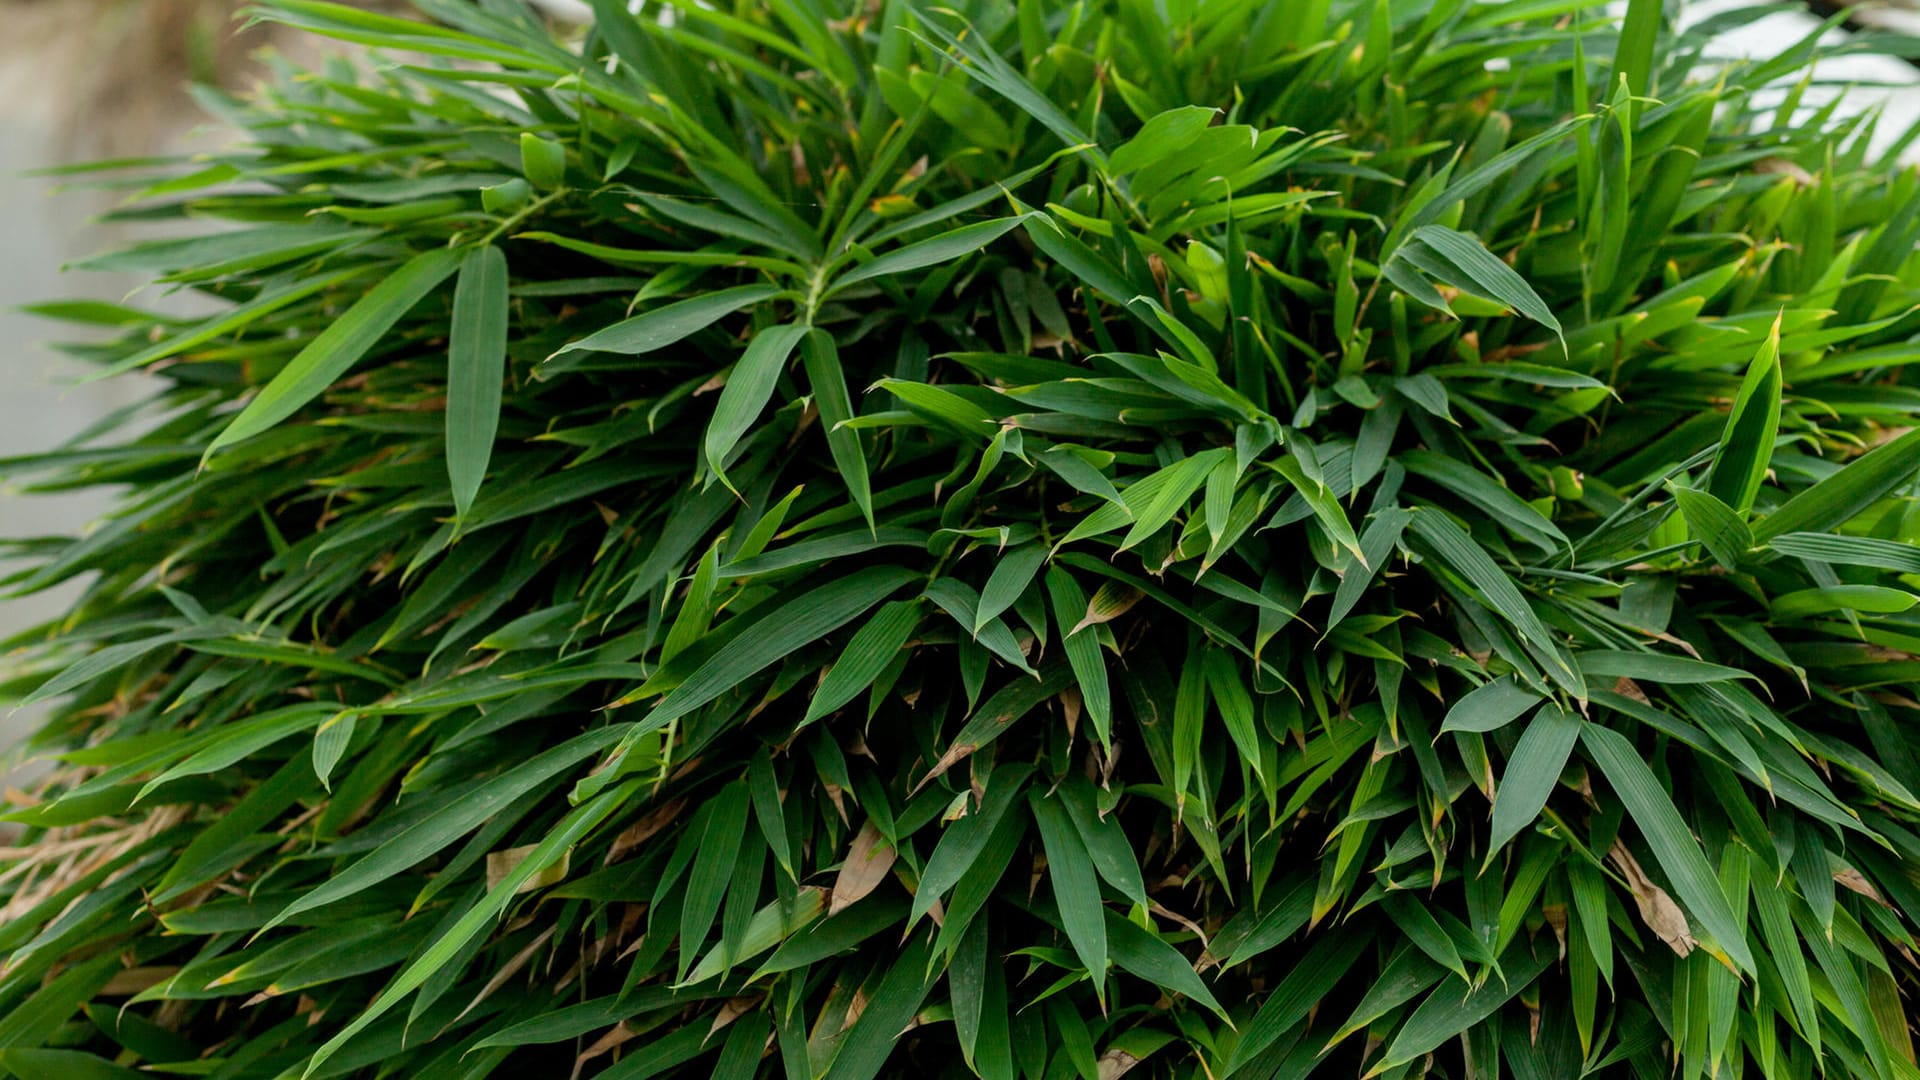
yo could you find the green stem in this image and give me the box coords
[477,187,567,247]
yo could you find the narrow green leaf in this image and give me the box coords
[1486,704,1580,860]
[0,1050,145,1080]
[1767,532,1920,574]
[831,215,1029,293]
[822,937,936,1080]
[1381,893,1468,985]
[310,710,357,792]
[704,322,809,493]
[621,566,919,736]
[679,782,750,980]
[301,778,640,1078]
[1772,584,1918,619]
[1202,650,1266,786]
[1274,454,1364,564]
[1045,568,1112,749]
[1670,484,1751,570]
[1023,214,1135,301]
[1580,724,1754,973]
[1031,791,1107,1000]
[447,244,508,520]
[0,954,118,1049]
[1105,911,1227,1020]
[1753,427,1920,542]
[1574,650,1756,685]
[206,246,462,458]
[801,328,874,530]
[266,725,627,933]
[548,284,781,360]
[1398,225,1561,336]
[914,765,1031,926]
[1611,0,1661,97]
[1440,675,1542,734]
[976,543,1048,633]
[1371,938,1555,1073]
[1704,314,1781,514]
[1227,931,1371,1070]
[1056,775,1148,910]
[920,662,1074,788]
[802,600,920,726]
[1108,106,1219,176]
[1409,511,1581,696]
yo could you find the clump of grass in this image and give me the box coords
[6,1,1920,1077]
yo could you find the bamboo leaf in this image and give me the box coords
[1398,225,1561,336]
[704,322,809,493]
[800,329,874,530]
[975,543,1047,633]
[447,244,509,520]
[1580,724,1755,973]
[1031,792,1108,1000]
[831,215,1030,293]
[1704,313,1781,514]
[1670,484,1751,570]
[206,246,462,458]
[1045,568,1112,749]
[1486,704,1580,861]
[802,600,920,726]
[548,284,781,360]
[1752,427,1920,542]
[1370,938,1555,1074]
[679,782,750,979]
[1440,675,1542,735]
[519,133,566,190]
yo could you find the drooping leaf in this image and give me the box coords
[1486,704,1581,861]
[205,246,462,458]
[1581,724,1755,973]
[446,243,509,520]
[1703,313,1781,514]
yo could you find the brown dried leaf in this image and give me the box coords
[100,966,177,996]
[572,1022,637,1080]
[455,925,556,1025]
[1756,157,1816,184]
[708,994,764,1038]
[1834,865,1893,909]
[1542,903,1567,958]
[1148,902,1208,949]
[830,821,896,916]
[486,844,570,894]
[822,782,849,825]
[605,799,686,866]
[841,987,870,1032]
[1613,676,1651,706]
[1649,631,1701,659]
[1609,840,1695,957]
[1072,582,1145,635]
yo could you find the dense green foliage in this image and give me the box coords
[9,0,1920,1076]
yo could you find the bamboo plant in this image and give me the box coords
[6,0,1920,1077]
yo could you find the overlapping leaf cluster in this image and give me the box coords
[8,0,1920,1076]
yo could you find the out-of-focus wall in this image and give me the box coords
[0,2,587,781]
[1688,0,1920,162]
[0,1,286,777]
[0,13,174,775]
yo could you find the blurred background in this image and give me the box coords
[0,0,1914,774]
[0,0,583,785]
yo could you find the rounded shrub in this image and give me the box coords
[7,1,1920,1076]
